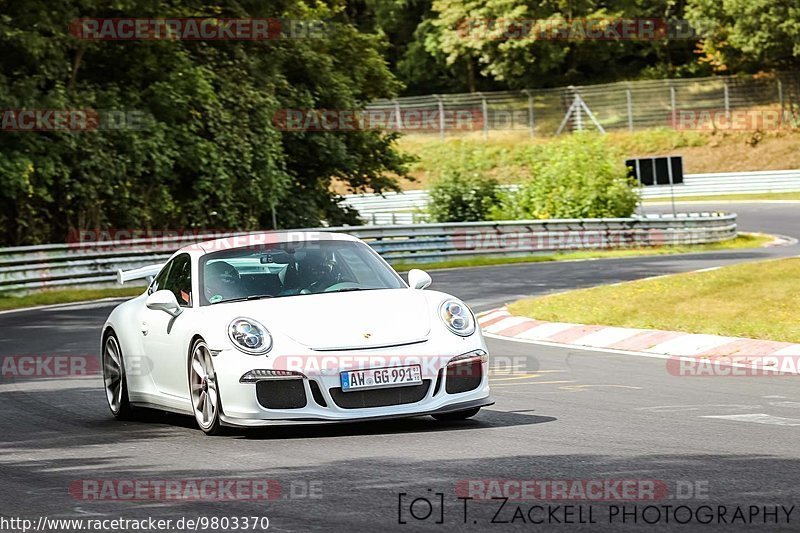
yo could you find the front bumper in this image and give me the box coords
[212,336,492,427]
[219,397,495,427]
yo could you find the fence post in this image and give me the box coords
[723,81,730,119]
[522,89,535,137]
[626,88,633,132]
[479,92,489,139]
[778,78,784,127]
[670,86,677,129]
[435,94,444,140]
[393,99,402,131]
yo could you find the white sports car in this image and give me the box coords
[102,231,493,434]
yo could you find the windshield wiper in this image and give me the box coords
[211,294,274,304]
[330,287,376,293]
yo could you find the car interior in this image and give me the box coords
[200,244,397,304]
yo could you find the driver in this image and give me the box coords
[204,260,245,303]
[296,251,340,293]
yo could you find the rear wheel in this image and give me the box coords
[432,407,480,421]
[103,332,133,419]
[189,339,223,435]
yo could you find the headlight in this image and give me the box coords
[439,299,476,336]
[228,317,272,355]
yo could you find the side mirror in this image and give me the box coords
[408,269,432,290]
[146,290,183,317]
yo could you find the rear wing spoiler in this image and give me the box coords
[116,264,164,285]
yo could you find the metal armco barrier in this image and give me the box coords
[0,213,736,294]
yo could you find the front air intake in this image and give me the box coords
[256,379,307,409]
[329,381,431,409]
[445,360,482,394]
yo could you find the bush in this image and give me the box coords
[499,134,639,219]
[427,168,501,222]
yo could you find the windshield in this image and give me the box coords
[199,240,405,305]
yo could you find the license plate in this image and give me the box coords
[340,365,422,392]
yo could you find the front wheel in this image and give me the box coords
[432,407,480,421]
[189,339,224,435]
[103,332,133,419]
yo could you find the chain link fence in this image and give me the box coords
[366,72,800,137]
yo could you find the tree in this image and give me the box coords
[686,0,800,72]
[420,0,702,90]
[0,0,410,245]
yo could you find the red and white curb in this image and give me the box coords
[478,307,800,359]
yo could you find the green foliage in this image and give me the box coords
[0,0,410,246]
[398,128,711,188]
[421,0,702,91]
[497,134,639,220]
[686,0,800,71]
[427,167,501,222]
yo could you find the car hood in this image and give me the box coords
[206,289,432,350]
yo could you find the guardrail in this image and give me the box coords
[0,213,736,294]
[341,169,800,224]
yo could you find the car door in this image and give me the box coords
[142,253,195,399]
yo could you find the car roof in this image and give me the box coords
[184,231,362,255]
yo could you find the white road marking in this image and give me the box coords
[491,380,575,387]
[767,401,800,408]
[74,507,106,516]
[558,384,642,392]
[701,413,800,426]
[646,333,733,356]
[571,326,643,348]
[637,404,760,413]
[482,316,531,333]
[515,322,575,340]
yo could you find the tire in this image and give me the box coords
[188,338,224,435]
[102,332,133,419]
[432,407,480,421]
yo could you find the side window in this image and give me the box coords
[149,261,173,295]
[162,254,193,306]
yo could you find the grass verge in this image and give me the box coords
[508,257,800,343]
[368,129,800,192]
[0,286,144,312]
[644,191,800,203]
[390,233,773,272]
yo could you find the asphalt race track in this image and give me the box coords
[1,202,799,532]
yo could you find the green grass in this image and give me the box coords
[390,233,772,272]
[508,257,800,343]
[389,128,800,191]
[645,191,800,203]
[0,286,144,311]
[396,128,710,189]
